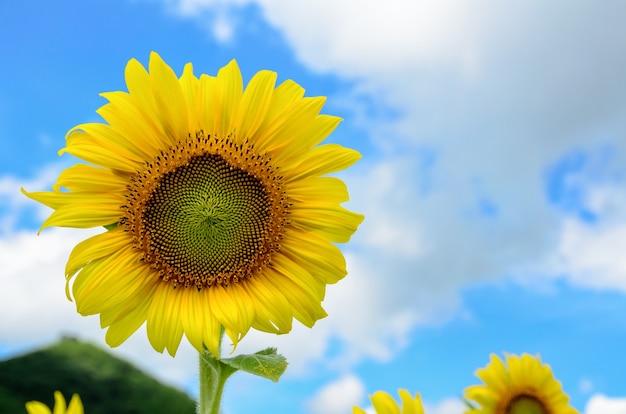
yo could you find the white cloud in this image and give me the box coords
[0,227,96,346]
[550,184,626,292]
[586,394,626,414]
[257,0,482,78]
[167,0,483,76]
[166,1,626,138]
[305,374,365,414]
[161,0,248,42]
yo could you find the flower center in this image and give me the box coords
[145,154,269,281]
[122,132,289,289]
[506,394,548,414]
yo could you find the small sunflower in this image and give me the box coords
[24,52,363,357]
[354,389,424,414]
[464,353,579,414]
[26,391,83,414]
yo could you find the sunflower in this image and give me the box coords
[24,52,363,357]
[354,389,424,414]
[464,353,580,414]
[26,391,83,414]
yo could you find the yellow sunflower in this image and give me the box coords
[26,391,83,414]
[464,353,580,414]
[24,52,363,357]
[354,389,424,414]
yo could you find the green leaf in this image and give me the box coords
[221,348,287,382]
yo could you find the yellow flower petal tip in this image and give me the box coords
[354,389,424,414]
[25,391,84,414]
[463,353,580,414]
[24,52,363,357]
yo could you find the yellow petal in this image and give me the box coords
[246,274,293,333]
[147,284,185,355]
[66,227,131,278]
[287,176,351,205]
[235,69,277,139]
[179,288,207,353]
[288,144,361,181]
[271,253,325,299]
[281,231,346,284]
[78,258,154,314]
[52,391,67,414]
[291,205,365,243]
[99,91,168,155]
[72,246,145,314]
[124,57,159,127]
[103,288,153,347]
[53,163,128,193]
[208,284,254,343]
[260,97,327,158]
[60,134,143,172]
[196,74,217,133]
[72,122,153,161]
[265,268,327,327]
[398,390,423,414]
[255,79,305,147]
[38,197,122,231]
[213,59,243,137]
[25,401,52,414]
[148,51,189,144]
[370,391,400,414]
[190,289,222,357]
[180,62,200,133]
[276,114,342,165]
[66,394,84,414]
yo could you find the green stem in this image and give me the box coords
[198,354,236,414]
[197,331,237,414]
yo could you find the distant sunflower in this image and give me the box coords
[26,391,83,414]
[354,389,424,414]
[464,353,579,414]
[24,52,363,356]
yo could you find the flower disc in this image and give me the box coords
[142,153,270,287]
[123,133,288,290]
[23,52,364,356]
[507,395,548,414]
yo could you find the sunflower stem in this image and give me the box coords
[198,330,237,414]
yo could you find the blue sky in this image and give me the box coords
[2,1,626,413]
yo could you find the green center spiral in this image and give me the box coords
[142,153,270,286]
[506,395,547,414]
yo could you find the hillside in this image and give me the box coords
[0,337,196,414]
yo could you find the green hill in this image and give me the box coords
[0,337,196,414]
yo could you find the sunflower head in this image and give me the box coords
[353,389,424,414]
[26,391,83,414]
[23,52,363,356]
[464,353,580,414]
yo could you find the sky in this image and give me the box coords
[1,0,626,413]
